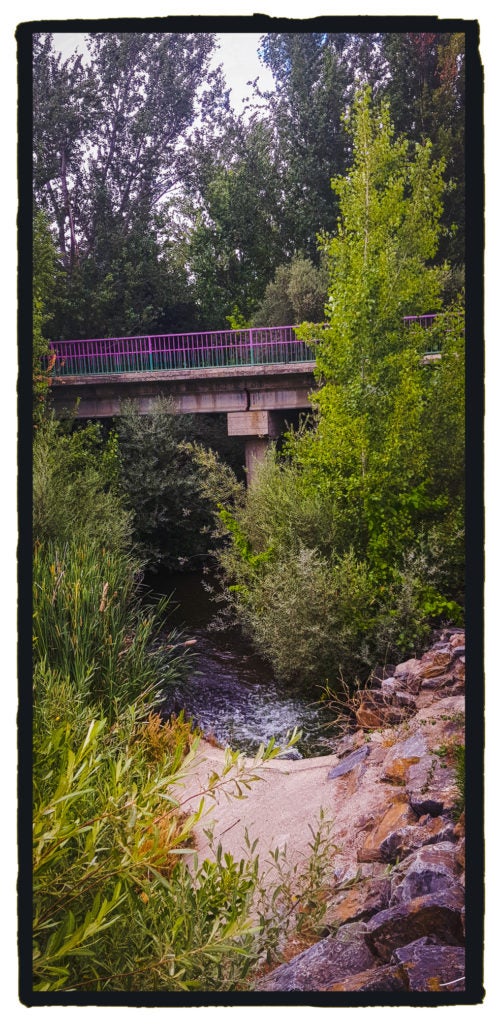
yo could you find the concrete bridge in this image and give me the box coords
[48,326,317,482]
[47,317,441,482]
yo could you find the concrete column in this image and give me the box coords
[244,438,270,486]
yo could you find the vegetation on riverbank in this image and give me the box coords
[209,91,464,688]
[32,415,323,990]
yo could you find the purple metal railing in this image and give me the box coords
[46,316,449,377]
[403,313,441,352]
[47,325,316,377]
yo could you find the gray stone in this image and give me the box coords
[392,937,466,992]
[321,964,407,992]
[377,816,456,863]
[328,744,370,779]
[393,659,422,693]
[406,756,460,817]
[393,691,418,710]
[364,886,465,962]
[255,921,378,991]
[381,678,396,698]
[389,843,460,905]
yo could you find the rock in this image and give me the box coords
[364,886,465,961]
[381,678,396,698]
[321,964,407,992]
[453,656,465,680]
[406,755,461,817]
[420,673,454,691]
[391,936,466,992]
[419,650,454,678]
[328,744,370,779]
[356,700,406,728]
[321,876,391,932]
[370,665,397,687]
[357,801,417,862]
[255,921,378,992]
[334,732,366,758]
[376,815,456,863]
[388,843,460,905]
[449,633,465,648]
[380,733,427,786]
[393,659,422,693]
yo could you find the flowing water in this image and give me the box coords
[149,570,339,758]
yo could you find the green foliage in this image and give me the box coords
[33,659,316,991]
[32,672,248,991]
[33,415,131,551]
[252,256,328,327]
[255,809,338,954]
[116,399,223,571]
[224,545,377,685]
[33,538,190,714]
[33,210,59,419]
[297,90,463,582]
[210,89,464,686]
[257,33,351,257]
[184,120,283,327]
[381,32,465,266]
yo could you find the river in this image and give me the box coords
[148,570,339,759]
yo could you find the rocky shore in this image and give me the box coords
[256,629,466,993]
[180,629,467,994]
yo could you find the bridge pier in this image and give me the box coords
[243,438,270,485]
[226,410,286,485]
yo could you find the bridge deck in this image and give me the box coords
[52,360,317,387]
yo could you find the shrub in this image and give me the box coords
[220,544,376,687]
[32,671,249,991]
[32,663,311,992]
[116,399,217,571]
[33,538,190,715]
[33,415,131,551]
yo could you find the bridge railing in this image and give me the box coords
[47,326,316,377]
[403,313,461,354]
[46,316,456,377]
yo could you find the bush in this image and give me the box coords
[32,663,314,992]
[116,399,219,570]
[32,669,255,991]
[252,256,327,327]
[33,538,191,715]
[219,543,376,687]
[33,415,131,551]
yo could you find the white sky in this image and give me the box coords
[54,30,275,115]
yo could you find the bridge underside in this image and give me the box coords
[50,362,317,484]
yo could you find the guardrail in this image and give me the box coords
[47,326,316,377]
[46,315,454,377]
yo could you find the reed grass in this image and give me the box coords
[33,538,191,716]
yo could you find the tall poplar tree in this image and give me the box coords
[297,88,463,589]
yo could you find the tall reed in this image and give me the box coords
[33,538,190,715]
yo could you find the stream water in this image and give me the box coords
[148,570,339,759]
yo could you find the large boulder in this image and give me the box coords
[321,964,407,992]
[406,755,462,818]
[391,936,466,992]
[388,842,461,904]
[364,886,465,961]
[255,922,379,992]
[320,875,391,932]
